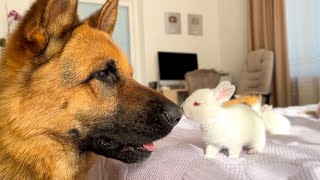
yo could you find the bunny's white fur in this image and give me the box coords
[183,81,266,158]
[260,105,291,135]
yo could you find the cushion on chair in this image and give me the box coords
[247,50,271,72]
[237,49,274,95]
[185,69,221,95]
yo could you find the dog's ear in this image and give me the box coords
[85,0,119,34]
[14,0,78,62]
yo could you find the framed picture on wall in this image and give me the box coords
[188,14,203,36]
[164,12,181,34]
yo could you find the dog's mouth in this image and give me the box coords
[96,138,155,152]
[77,97,183,163]
[88,137,156,163]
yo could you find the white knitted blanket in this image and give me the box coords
[88,105,320,180]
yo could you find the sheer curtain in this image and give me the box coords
[286,0,320,105]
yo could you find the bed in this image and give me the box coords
[88,105,320,180]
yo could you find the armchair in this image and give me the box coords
[236,49,274,104]
[185,69,221,95]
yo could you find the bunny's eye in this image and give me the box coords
[193,102,200,106]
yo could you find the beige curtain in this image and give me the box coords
[248,0,292,107]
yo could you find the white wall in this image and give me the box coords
[218,0,248,85]
[140,0,222,84]
[0,0,248,86]
[139,0,248,85]
[0,0,34,38]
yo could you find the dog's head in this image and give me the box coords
[0,0,182,163]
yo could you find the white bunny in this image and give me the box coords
[182,81,266,158]
[260,105,291,135]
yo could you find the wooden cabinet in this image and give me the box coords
[160,89,187,105]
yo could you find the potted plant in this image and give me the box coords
[0,38,6,48]
[0,7,21,48]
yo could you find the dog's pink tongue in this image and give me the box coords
[143,143,155,152]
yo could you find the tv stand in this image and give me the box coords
[159,80,186,90]
[158,80,188,105]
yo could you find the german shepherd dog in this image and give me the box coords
[0,0,182,179]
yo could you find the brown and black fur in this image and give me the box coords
[0,0,182,179]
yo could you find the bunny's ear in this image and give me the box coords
[268,105,274,110]
[261,104,273,113]
[215,81,232,90]
[261,105,269,113]
[213,84,236,104]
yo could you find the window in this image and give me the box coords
[78,2,131,63]
[286,0,320,105]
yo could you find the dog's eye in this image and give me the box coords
[93,61,120,85]
[193,102,200,106]
[95,70,118,84]
[96,71,108,79]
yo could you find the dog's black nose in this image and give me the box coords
[161,102,183,126]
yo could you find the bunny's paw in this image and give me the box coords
[247,148,259,155]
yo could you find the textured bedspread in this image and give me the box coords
[88,105,320,180]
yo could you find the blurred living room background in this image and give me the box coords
[0,0,319,107]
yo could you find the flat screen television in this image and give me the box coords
[158,52,198,86]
